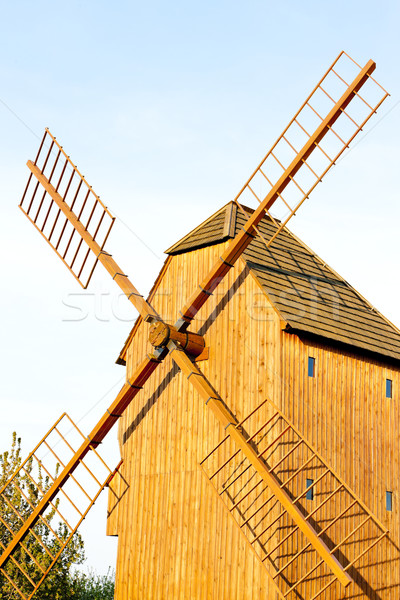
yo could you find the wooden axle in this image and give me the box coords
[149,321,205,357]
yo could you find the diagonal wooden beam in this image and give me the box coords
[26,161,159,324]
[0,355,160,570]
[167,341,352,587]
[178,59,377,325]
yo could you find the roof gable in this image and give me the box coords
[164,202,400,363]
[165,203,237,255]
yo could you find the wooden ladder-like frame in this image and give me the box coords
[0,414,122,600]
[200,397,388,599]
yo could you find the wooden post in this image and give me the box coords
[149,321,205,357]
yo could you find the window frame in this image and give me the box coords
[308,357,315,378]
[306,478,314,501]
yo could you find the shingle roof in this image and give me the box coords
[165,203,236,255]
[166,202,400,363]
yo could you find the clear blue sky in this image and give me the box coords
[0,0,399,575]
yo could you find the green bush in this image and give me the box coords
[0,433,85,599]
[0,433,115,599]
[70,568,115,600]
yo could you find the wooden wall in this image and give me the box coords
[107,237,400,599]
[280,332,400,599]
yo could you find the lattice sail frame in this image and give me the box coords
[234,50,389,247]
[0,414,122,600]
[201,400,388,600]
[178,53,389,324]
[20,130,115,288]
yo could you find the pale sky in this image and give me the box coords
[0,0,399,575]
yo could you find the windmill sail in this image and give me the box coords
[201,400,388,599]
[0,414,122,600]
[167,342,389,598]
[20,130,115,289]
[178,52,388,325]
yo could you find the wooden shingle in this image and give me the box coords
[167,202,400,363]
[165,203,236,255]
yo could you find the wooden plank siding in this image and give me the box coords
[108,218,400,598]
[280,331,400,598]
[108,239,282,600]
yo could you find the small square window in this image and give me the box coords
[308,357,315,378]
[386,379,392,399]
[306,478,314,500]
[386,491,393,512]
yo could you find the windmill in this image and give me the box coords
[0,51,396,599]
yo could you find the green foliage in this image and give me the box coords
[70,568,115,600]
[0,433,86,599]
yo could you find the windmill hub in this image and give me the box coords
[148,321,205,357]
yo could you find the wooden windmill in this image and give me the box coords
[0,51,398,599]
